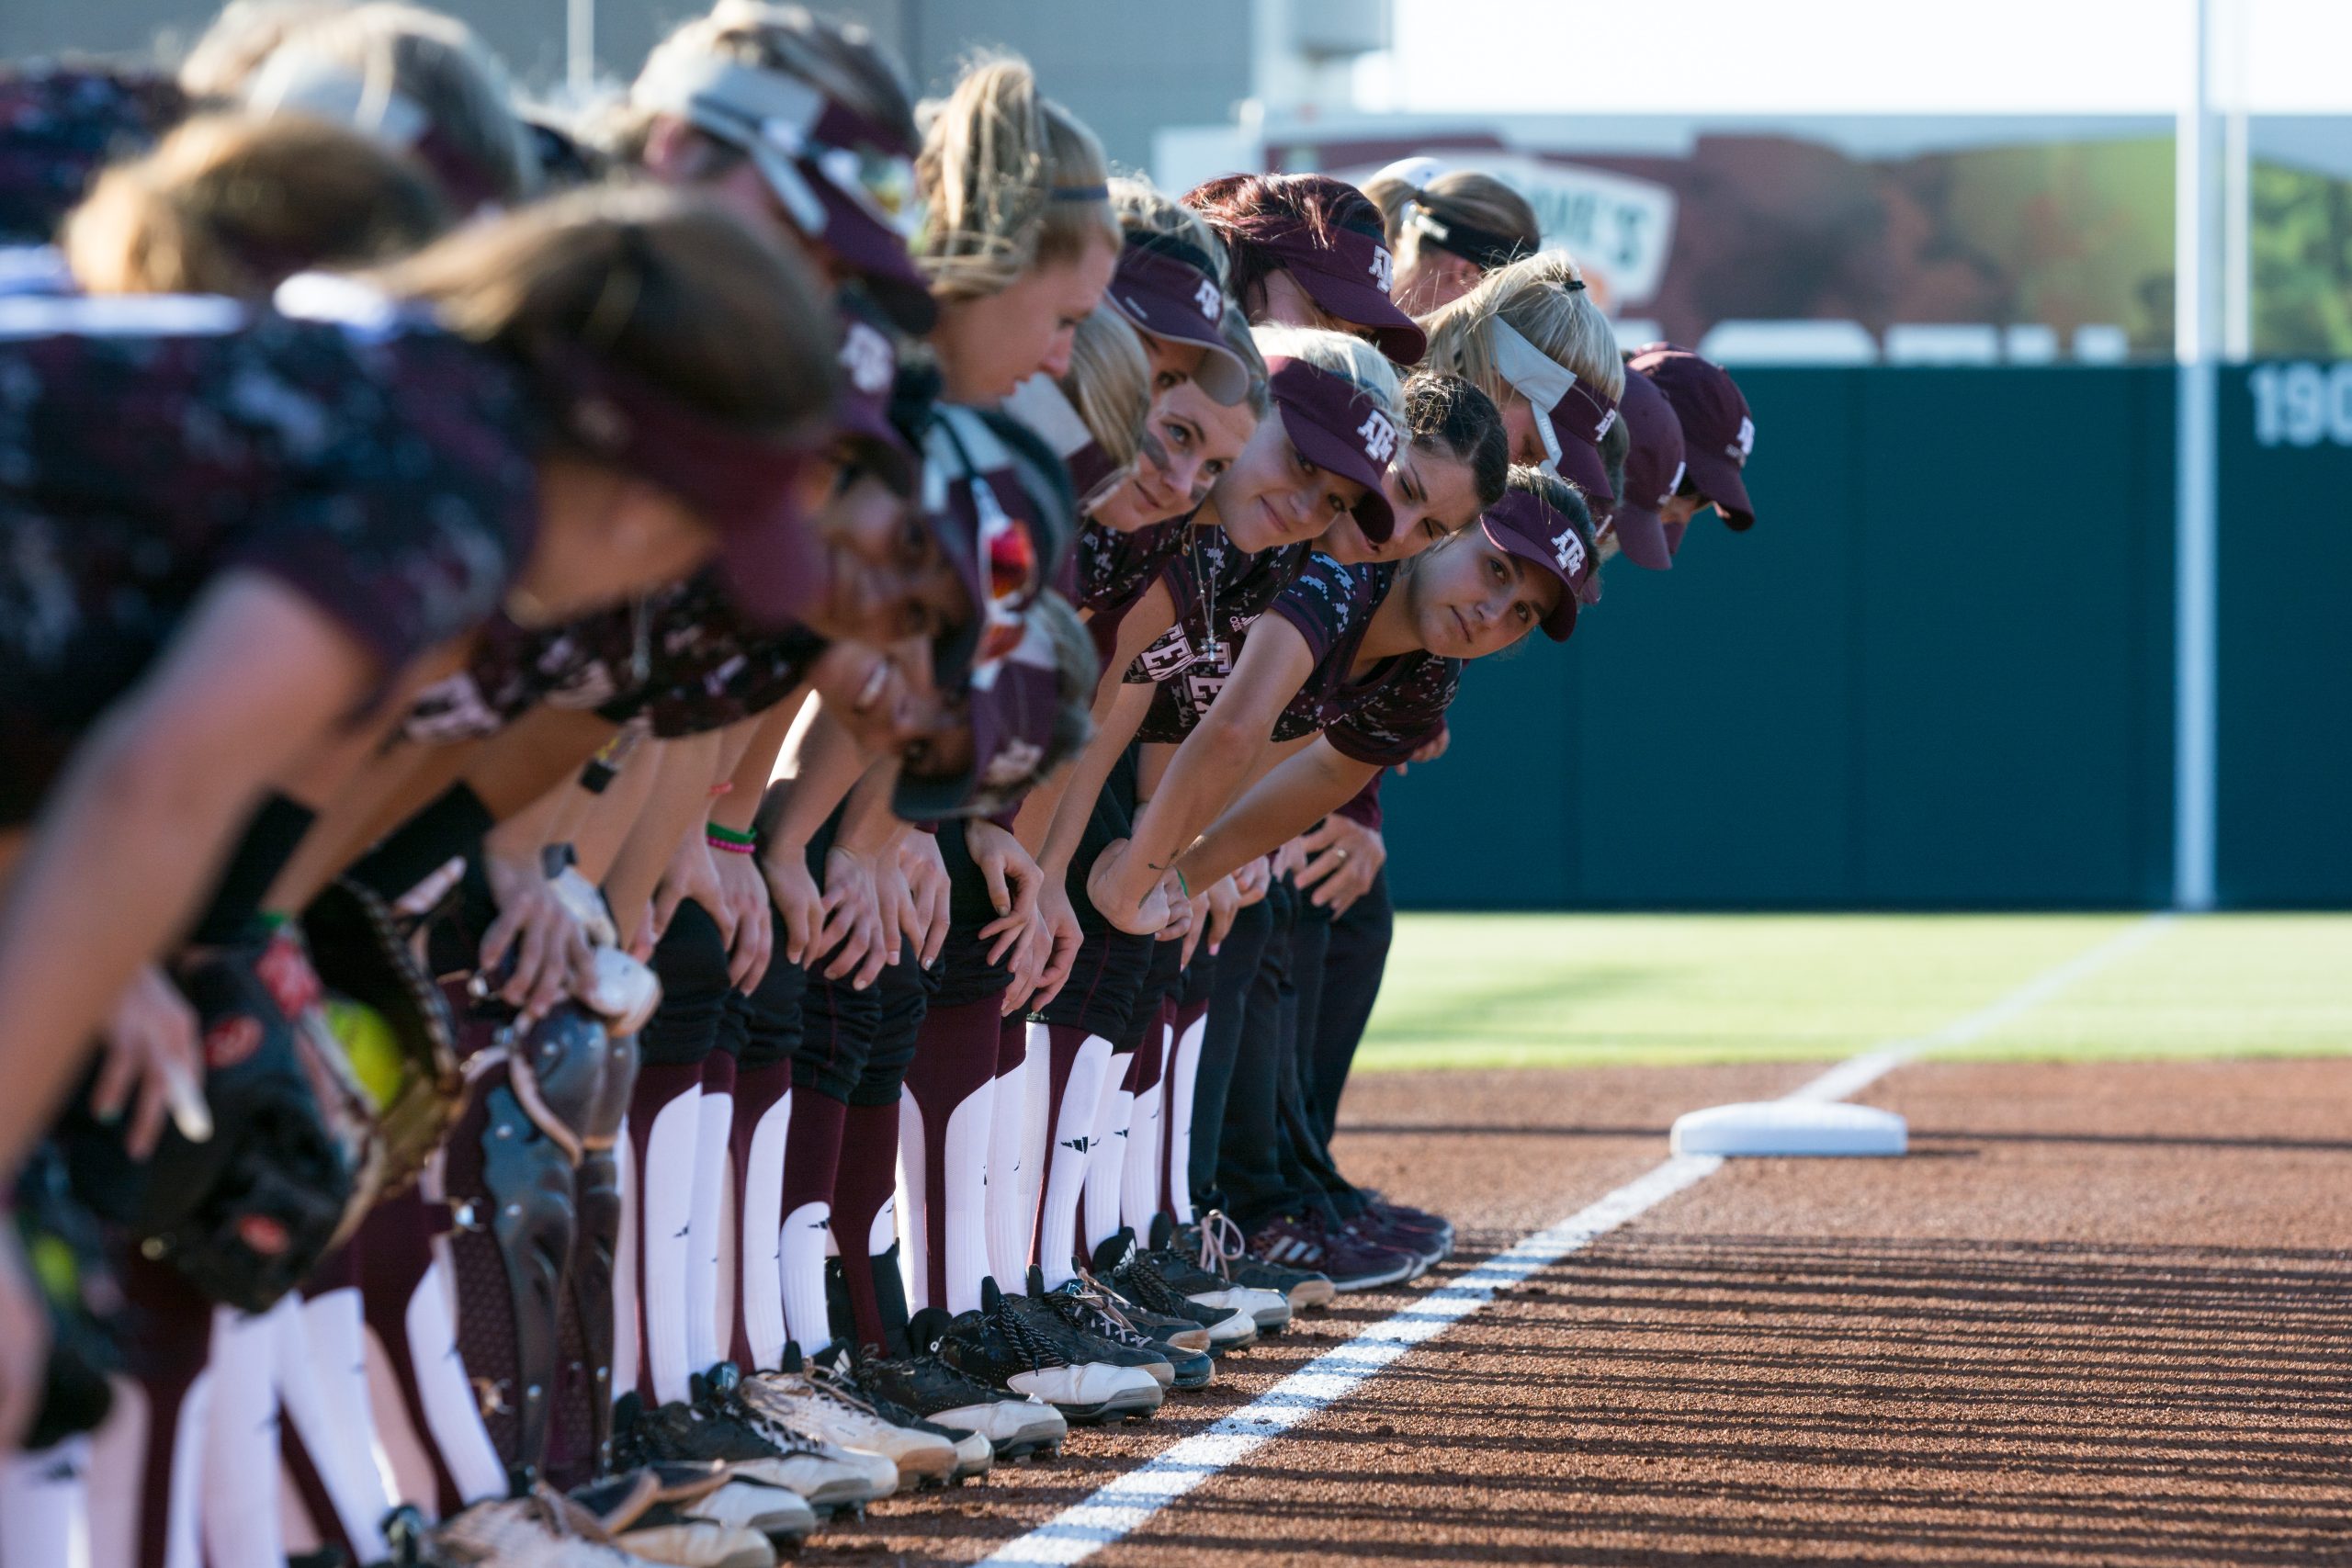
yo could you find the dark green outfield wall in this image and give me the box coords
[1382,364,2350,909]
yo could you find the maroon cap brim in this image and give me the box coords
[719,503,826,628]
[1662,518,1688,557]
[1483,524,1582,641]
[803,170,937,334]
[1546,418,1616,507]
[1609,504,1673,571]
[1109,250,1250,405]
[1275,398,1397,544]
[1295,268,1428,366]
[1682,446,1755,530]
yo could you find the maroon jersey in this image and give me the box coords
[0,292,537,822]
[1136,551,1385,744]
[1324,651,1461,767]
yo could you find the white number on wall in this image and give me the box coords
[2249,362,2352,447]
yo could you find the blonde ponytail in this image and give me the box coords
[1420,249,1623,408]
[915,54,1115,300]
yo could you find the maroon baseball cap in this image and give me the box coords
[1628,344,1754,530]
[831,292,917,493]
[1479,486,1597,641]
[894,606,1069,818]
[632,52,936,335]
[1265,356,1400,543]
[545,351,824,628]
[1603,367,1687,571]
[1108,231,1250,404]
[1264,220,1427,367]
[1490,318,1618,507]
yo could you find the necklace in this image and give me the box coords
[1190,532,1219,668]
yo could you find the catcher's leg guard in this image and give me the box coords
[555,1028,637,1486]
[443,1070,574,1493]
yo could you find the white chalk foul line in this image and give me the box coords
[978,913,2174,1568]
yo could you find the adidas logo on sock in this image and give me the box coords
[1060,1135,1091,1154]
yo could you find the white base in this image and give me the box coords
[1669,1101,1908,1157]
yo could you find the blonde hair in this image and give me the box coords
[66,111,446,297]
[1250,321,1404,423]
[374,184,835,439]
[1218,302,1272,418]
[1062,304,1150,468]
[240,2,539,207]
[1365,167,1538,268]
[177,0,351,97]
[1420,249,1624,408]
[914,55,1116,300]
[1109,175,1227,288]
[605,1,915,168]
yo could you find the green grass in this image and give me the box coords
[1355,913,2352,1073]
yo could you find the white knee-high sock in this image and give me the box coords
[1014,1026,1053,1277]
[300,1287,395,1509]
[161,1363,212,1568]
[610,1129,639,1412]
[895,1094,929,1314]
[273,1292,390,1563]
[84,1374,145,1568]
[199,1307,283,1568]
[684,1087,734,1375]
[1122,1049,1165,1240]
[1164,1012,1206,1224]
[981,1057,1028,1291]
[1080,1052,1136,1260]
[1035,1033,1110,1290]
[739,1089,791,1371]
[940,1077,996,1316]
[0,1437,90,1568]
[406,1255,506,1506]
[778,1197,833,1351]
[638,1083,701,1404]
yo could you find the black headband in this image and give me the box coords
[1409,198,1533,274]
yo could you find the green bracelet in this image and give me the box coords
[1174,868,1191,900]
[705,822,757,848]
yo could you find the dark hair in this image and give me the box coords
[1181,172,1385,318]
[1508,462,1595,556]
[1400,372,1508,511]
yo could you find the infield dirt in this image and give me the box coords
[817,1058,2352,1566]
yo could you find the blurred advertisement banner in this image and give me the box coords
[1212,117,2352,363]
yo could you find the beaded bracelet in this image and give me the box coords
[707,834,756,855]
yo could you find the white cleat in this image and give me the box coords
[682,1478,815,1545]
[739,1361,959,1492]
[1187,1283,1294,1333]
[1007,1361,1165,1418]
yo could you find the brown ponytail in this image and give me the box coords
[373,183,834,439]
[66,110,446,297]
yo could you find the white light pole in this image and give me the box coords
[2174,0,2221,911]
[567,0,595,101]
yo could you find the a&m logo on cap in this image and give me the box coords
[1657,459,1688,507]
[1368,245,1395,294]
[1193,276,1222,321]
[840,321,894,395]
[1553,527,1588,579]
[980,738,1044,792]
[1358,410,1398,466]
[1732,415,1755,464]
